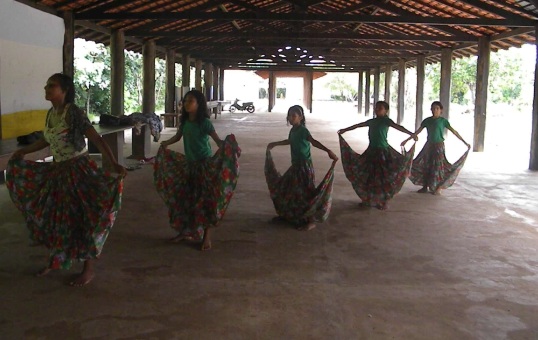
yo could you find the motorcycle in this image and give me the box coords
[229,98,255,113]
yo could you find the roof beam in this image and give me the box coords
[75,12,535,26]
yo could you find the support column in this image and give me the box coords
[182,54,191,91]
[213,65,220,100]
[531,25,538,169]
[219,68,225,101]
[384,65,392,103]
[195,59,202,91]
[110,29,125,117]
[165,49,176,114]
[365,70,371,116]
[268,72,276,112]
[358,71,363,115]
[440,48,453,119]
[416,54,426,130]
[204,63,213,101]
[397,59,406,124]
[373,66,380,104]
[474,36,491,152]
[62,11,74,78]
[303,71,313,113]
[142,40,156,114]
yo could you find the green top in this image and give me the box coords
[367,116,393,148]
[421,116,451,143]
[288,124,311,164]
[180,118,215,161]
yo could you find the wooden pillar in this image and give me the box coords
[373,66,380,104]
[219,68,225,101]
[195,59,202,91]
[165,49,176,114]
[357,71,363,115]
[204,63,213,101]
[384,65,392,103]
[110,29,125,117]
[531,25,538,169]
[416,54,426,130]
[474,36,491,152]
[182,54,190,91]
[62,11,74,78]
[397,59,406,124]
[142,40,156,114]
[440,48,453,120]
[365,70,371,116]
[213,65,220,100]
[268,72,276,112]
[303,71,313,113]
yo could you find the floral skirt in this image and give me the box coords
[6,156,124,270]
[339,135,415,206]
[409,141,469,192]
[154,134,241,240]
[264,150,336,225]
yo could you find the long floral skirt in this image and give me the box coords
[339,135,415,207]
[6,156,124,270]
[409,141,469,192]
[154,134,241,240]
[264,150,336,225]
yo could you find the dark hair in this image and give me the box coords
[287,105,306,126]
[49,73,75,103]
[179,90,209,126]
[431,101,443,109]
[375,101,389,111]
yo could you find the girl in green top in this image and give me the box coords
[265,105,338,231]
[338,101,417,210]
[402,101,470,195]
[155,90,241,250]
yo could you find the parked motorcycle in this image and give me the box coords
[229,98,255,113]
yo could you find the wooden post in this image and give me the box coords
[365,69,371,116]
[268,72,276,112]
[530,25,538,169]
[62,11,74,78]
[358,71,363,115]
[303,71,313,113]
[384,65,392,103]
[110,29,125,117]
[142,40,155,114]
[182,54,190,90]
[195,59,202,91]
[213,65,219,100]
[165,49,176,114]
[440,48,453,120]
[204,63,213,101]
[219,68,225,101]
[416,54,426,131]
[474,36,491,152]
[397,59,406,124]
[373,66,380,104]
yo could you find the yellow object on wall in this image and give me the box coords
[1,110,48,139]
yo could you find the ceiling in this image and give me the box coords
[19,0,538,72]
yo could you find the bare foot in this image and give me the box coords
[69,261,94,287]
[432,189,442,196]
[201,240,212,251]
[417,187,428,193]
[36,267,52,277]
[298,223,316,231]
[169,234,194,243]
[201,228,212,251]
[376,202,388,210]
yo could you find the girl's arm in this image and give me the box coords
[85,126,127,176]
[308,136,339,161]
[267,139,290,150]
[209,130,223,148]
[10,138,50,160]
[390,121,418,140]
[161,128,183,148]
[447,126,470,148]
[338,121,368,134]
[401,126,423,146]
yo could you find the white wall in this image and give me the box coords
[0,0,63,114]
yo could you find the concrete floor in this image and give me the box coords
[1,108,538,339]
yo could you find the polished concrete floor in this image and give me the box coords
[1,108,538,339]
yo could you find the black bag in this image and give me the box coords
[99,114,133,126]
[17,131,44,145]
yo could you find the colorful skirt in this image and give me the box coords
[409,141,469,192]
[264,150,336,225]
[154,134,241,240]
[6,156,124,270]
[339,135,415,207]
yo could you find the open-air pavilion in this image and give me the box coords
[1,0,538,338]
